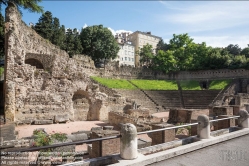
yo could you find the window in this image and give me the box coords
[122,57,123,61]
[125,50,127,55]
[125,57,127,61]
[132,58,134,62]
[129,57,130,61]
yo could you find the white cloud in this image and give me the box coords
[192,36,249,48]
[160,2,249,32]
[83,23,88,29]
[108,27,133,36]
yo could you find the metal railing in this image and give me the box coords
[0,115,242,156]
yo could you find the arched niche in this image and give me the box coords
[72,90,90,121]
[25,58,44,69]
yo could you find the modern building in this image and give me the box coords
[114,34,135,67]
[127,31,161,67]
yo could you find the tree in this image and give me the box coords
[33,11,53,41]
[138,44,154,67]
[225,44,241,56]
[51,17,65,49]
[0,0,43,13]
[153,50,176,73]
[168,33,195,70]
[156,38,169,53]
[241,47,249,58]
[80,25,119,64]
[64,28,82,57]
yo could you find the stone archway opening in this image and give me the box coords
[25,58,44,69]
[72,90,90,121]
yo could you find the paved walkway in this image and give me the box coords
[149,134,249,166]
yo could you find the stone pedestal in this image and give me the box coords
[197,115,210,139]
[151,123,175,145]
[120,123,137,160]
[90,130,120,158]
[238,110,249,128]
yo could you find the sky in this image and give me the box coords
[5,1,249,48]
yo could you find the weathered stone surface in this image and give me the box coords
[34,120,53,125]
[90,130,120,158]
[103,126,114,130]
[120,123,138,160]
[67,133,88,142]
[150,123,175,145]
[3,3,129,123]
[54,114,69,123]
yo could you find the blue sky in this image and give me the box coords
[8,1,249,48]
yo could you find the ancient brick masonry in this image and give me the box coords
[3,3,125,123]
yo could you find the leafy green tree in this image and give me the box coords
[153,50,176,73]
[225,44,241,56]
[139,44,154,67]
[241,47,249,58]
[0,0,43,13]
[80,25,119,64]
[33,11,53,41]
[168,33,195,70]
[156,38,169,53]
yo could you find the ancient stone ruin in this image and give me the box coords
[3,3,127,124]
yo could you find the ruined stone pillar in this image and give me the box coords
[197,115,210,139]
[4,81,15,122]
[238,110,249,128]
[244,104,249,113]
[120,123,137,160]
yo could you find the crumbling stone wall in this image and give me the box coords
[3,3,121,123]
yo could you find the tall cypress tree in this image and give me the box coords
[34,11,53,41]
[51,17,65,48]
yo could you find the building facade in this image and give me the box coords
[127,31,161,67]
[114,34,135,67]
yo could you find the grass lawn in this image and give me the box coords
[0,67,3,77]
[91,77,137,89]
[209,79,231,90]
[180,80,201,90]
[130,79,178,90]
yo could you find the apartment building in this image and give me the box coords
[113,34,135,67]
[127,31,161,67]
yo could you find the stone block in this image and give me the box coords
[213,115,236,130]
[137,138,151,149]
[151,123,175,145]
[211,106,233,116]
[90,130,120,158]
[103,126,114,130]
[67,133,88,142]
[231,105,245,115]
[54,114,69,123]
[91,127,103,132]
[34,120,53,125]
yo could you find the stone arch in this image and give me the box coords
[25,58,44,69]
[72,90,90,121]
